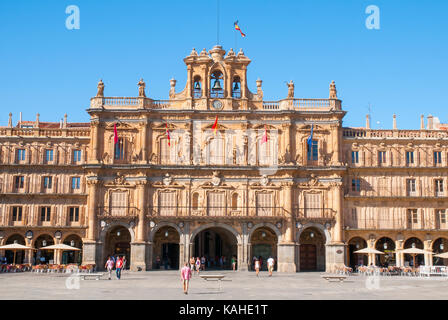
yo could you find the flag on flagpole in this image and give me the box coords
[261,125,268,144]
[212,115,219,134]
[114,123,118,145]
[307,124,314,147]
[165,122,171,146]
[234,21,246,37]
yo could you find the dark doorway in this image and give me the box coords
[162,243,179,270]
[300,244,317,271]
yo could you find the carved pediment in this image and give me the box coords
[105,122,134,130]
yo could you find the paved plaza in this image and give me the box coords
[1,270,448,300]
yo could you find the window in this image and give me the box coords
[378,151,387,165]
[351,208,357,222]
[45,149,54,162]
[256,192,273,216]
[17,149,26,161]
[69,207,80,222]
[231,193,239,210]
[73,150,82,163]
[40,207,51,222]
[304,193,322,218]
[436,209,446,228]
[71,177,81,190]
[12,206,22,221]
[434,151,442,165]
[208,137,224,165]
[208,192,226,216]
[407,209,419,228]
[406,151,414,165]
[160,138,173,164]
[210,70,224,98]
[351,151,359,164]
[43,176,52,189]
[406,179,416,196]
[114,138,125,160]
[435,179,444,197]
[192,193,199,210]
[159,191,177,216]
[351,179,361,192]
[110,191,127,216]
[259,139,274,165]
[193,76,202,99]
[15,176,24,189]
[307,140,318,161]
[232,76,241,98]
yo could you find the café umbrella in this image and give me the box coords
[40,243,80,265]
[0,243,35,265]
[353,248,385,266]
[399,247,431,268]
[434,252,448,259]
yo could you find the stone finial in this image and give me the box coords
[366,114,370,129]
[226,48,235,57]
[200,48,208,56]
[138,78,146,97]
[8,112,12,128]
[169,78,177,98]
[329,80,337,99]
[35,113,40,128]
[393,114,397,130]
[427,115,434,130]
[64,113,68,128]
[96,79,105,97]
[287,80,294,99]
[237,48,245,57]
[420,115,425,130]
[190,48,198,56]
[256,79,263,99]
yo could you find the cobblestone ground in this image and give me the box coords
[1,270,448,300]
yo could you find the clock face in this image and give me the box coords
[212,100,223,110]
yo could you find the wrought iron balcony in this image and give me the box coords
[146,206,287,219]
[345,218,446,231]
[294,207,336,222]
[97,206,139,219]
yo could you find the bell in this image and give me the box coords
[233,82,240,91]
[212,79,222,91]
[194,81,201,90]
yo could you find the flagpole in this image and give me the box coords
[217,0,220,45]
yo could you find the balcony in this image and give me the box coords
[147,206,287,220]
[294,208,336,223]
[345,218,443,231]
[97,206,139,220]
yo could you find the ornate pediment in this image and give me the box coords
[105,122,134,131]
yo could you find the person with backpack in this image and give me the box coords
[116,256,124,280]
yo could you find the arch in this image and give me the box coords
[404,237,424,267]
[347,236,368,268]
[152,225,181,270]
[298,226,326,271]
[295,222,330,245]
[99,221,136,244]
[190,223,241,244]
[62,234,83,265]
[432,237,448,266]
[248,222,282,243]
[4,234,26,264]
[34,234,55,264]
[149,222,183,243]
[6,234,26,245]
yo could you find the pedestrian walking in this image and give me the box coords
[189,257,195,273]
[116,256,124,280]
[195,257,201,275]
[267,256,275,276]
[201,256,206,271]
[231,256,237,271]
[181,262,192,295]
[105,256,114,280]
[255,258,260,277]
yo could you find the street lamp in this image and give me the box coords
[384,243,388,250]
[70,240,75,247]
[310,232,315,238]
[261,232,266,238]
[412,243,416,248]
[356,243,360,249]
[165,231,169,237]
[42,240,47,247]
[117,231,121,237]
[441,243,444,251]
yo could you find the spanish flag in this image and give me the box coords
[261,125,268,144]
[234,21,246,37]
[114,123,118,145]
[165,122,171,146]
[211,115,218,134]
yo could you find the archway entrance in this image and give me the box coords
[34,234,55,264]
[375,237,396,267]
[404,237,424,267]
[62,235,83,265]
[153,226,180,270]
[433,238,448,266]
[5,234,26,264]
[105,226,131,269]
[250,227,278,271]
[299,227,325,271]
[348,237,368,268]
[193,227,237,270]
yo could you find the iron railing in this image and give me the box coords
[97,206,139,218]
[294,208,336,221]
[146,206,288,219]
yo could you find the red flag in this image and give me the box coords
[114,123,118,144]
[165,122,171,146]
[211,116,218,134]
[261,125,268,144]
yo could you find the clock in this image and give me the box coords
[212,100,223,110]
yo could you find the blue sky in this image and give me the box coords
[0,0,447,129]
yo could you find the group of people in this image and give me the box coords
[104,255,126,280]
[253,256,276,277]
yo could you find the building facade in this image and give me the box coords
[0,45,447,272]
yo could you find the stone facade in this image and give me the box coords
[0,46,447,272]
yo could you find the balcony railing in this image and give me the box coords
[294,208,336,221]
[97,206,139,219]
[343,128,448,139]
[147,206,288,219]
[345,218,444,230]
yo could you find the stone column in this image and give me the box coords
[333,182,343,244]
[277,183,296,273]
[131,180,148,271]
[331,124,340,165]
[83,179,99,266]
[90,120,100,163]
[238,224,249,271]
[395,240,404,267]
[141,120,148,164]
[424,240,433,266]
